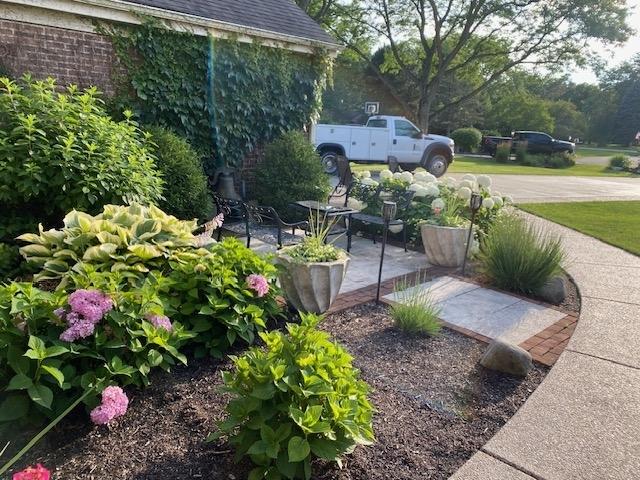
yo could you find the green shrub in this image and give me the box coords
[451,128,482,152]
[494,143,511,163]
[609,154,631,170]
[390,279,442,336]
[0,76,163,240]
[18,204,197,282]
[520,153,545,167]
[254,131,330,216]
[479,214,565,294]
[515,143,528,164]
[545,152,575,169]
[146,126,214,221]
[210,313,374,480]
[0,243,23,281]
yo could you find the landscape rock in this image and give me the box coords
[480,339,533,377]
[537,276,566,305]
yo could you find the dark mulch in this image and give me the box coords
[6,304,547,480]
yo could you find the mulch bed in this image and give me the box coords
[7,304,547,480]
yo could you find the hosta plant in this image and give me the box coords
[210,313,374,480]
[18,203,198,281]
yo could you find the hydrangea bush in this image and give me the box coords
[350,170,511,246]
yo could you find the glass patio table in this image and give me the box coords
[290,201,358,251]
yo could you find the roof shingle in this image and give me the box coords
[121,0,339,47]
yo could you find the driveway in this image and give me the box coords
[445,174,640,203]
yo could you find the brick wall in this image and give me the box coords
[0,19,118,94]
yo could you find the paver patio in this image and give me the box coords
[452,213,640,480]
[383,276,566,345]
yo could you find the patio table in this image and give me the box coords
[290,201,358,251]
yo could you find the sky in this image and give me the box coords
[570,0,640,84]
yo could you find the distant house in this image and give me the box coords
[0,0,339,94]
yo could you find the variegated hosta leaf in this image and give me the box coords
[127,244,162,261]
[19,244,51,258]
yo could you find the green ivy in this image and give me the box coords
[101,20,331,173]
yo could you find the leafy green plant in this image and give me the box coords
[146,125,214,221]
[284,214,342,263]
[18,204,197,281]
[515,143,529,164]
[479,214,566,294]
[451,128,482,152]
[545,152,576,169]
[0,243,24,281]
[0,76,163,240]
[254,131,331,215]
[102,20,330,171]
[609,154,631,170]
[209,313,374,480]
[494,143,511,163]
[424,194,468,228]
[390,277,442,336]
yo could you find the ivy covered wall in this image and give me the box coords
[102,21,331,174]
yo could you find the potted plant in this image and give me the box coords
[420,194,471,267]
[276,214,349,313]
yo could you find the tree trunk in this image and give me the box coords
[417,97,431,133]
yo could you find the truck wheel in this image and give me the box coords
[320,151,339,175]
[399,163,418,172]
[424,150,449,177]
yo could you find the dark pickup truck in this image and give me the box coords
[482,131,576,156]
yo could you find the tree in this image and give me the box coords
[485,90,554,135]
[612,80,640,145]
[548,100,586,140]
[332,0,631,131]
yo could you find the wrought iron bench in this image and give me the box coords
[347,187,414,252]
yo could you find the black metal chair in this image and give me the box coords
[328,156,354,207]
[347,188,414,252]
[211,193,247,242]
[243,204,309,249]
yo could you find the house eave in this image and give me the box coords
[1,0,342,56]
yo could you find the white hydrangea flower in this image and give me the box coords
[458,186,472,200]
[392,172,403,180]
[360,177,379,187]
[426,185,440,197]
[413,172,428,182]
[379,169,393,180]
[389,224,404,233]
[492,196,504,208]
[482,197,495,209]
[347,198,367,210]
[400,171,414,183]
[462,174,477,183]
[360,170,371,178]
[413,186,428,198]
[458,179,474,190]
[423,173,437,183]
[408,183,422,192]
[443,176,457,187]
[477,175,492,188]
[504,195,514,204]
[431,198,445,210]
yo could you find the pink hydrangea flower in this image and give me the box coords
[12,464,50,480]
[146,314,173,332]
[246,274,269,298]
[90,386,129,425]
[59,290,113,343]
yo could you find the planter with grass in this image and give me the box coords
[420,195,471,267]
[276,215,349,313]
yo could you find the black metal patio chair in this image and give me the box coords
[242,203,309,249]
[328,156,354,207]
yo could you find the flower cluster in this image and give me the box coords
[56,289,113,342]
[146,313,173,332]
[12,464,50,480]
[90,385,129,425]
[246,274,269,298]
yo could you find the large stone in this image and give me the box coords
[420,224,469,267]
[276,250,349,314]
[480,339,533,377]
[536,276,566,305]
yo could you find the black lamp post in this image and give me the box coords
[376,201,397,303]
[462,193,483,275]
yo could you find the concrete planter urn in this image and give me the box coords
[276,250,350,314]
[420,224,469,267]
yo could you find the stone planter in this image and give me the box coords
[420,224,468,267]
[276,250,350,314]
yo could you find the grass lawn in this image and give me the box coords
[351,155,638,177]
[519,201,640,256]
[575,146,639,158]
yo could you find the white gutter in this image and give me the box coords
[1,0,342,55]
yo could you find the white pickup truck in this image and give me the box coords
[311,115,455,177]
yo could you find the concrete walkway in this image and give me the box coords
[451,214,640,480]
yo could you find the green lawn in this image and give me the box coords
[519,201,640,256]
[575,146,638,158]
[351,155,638,177]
